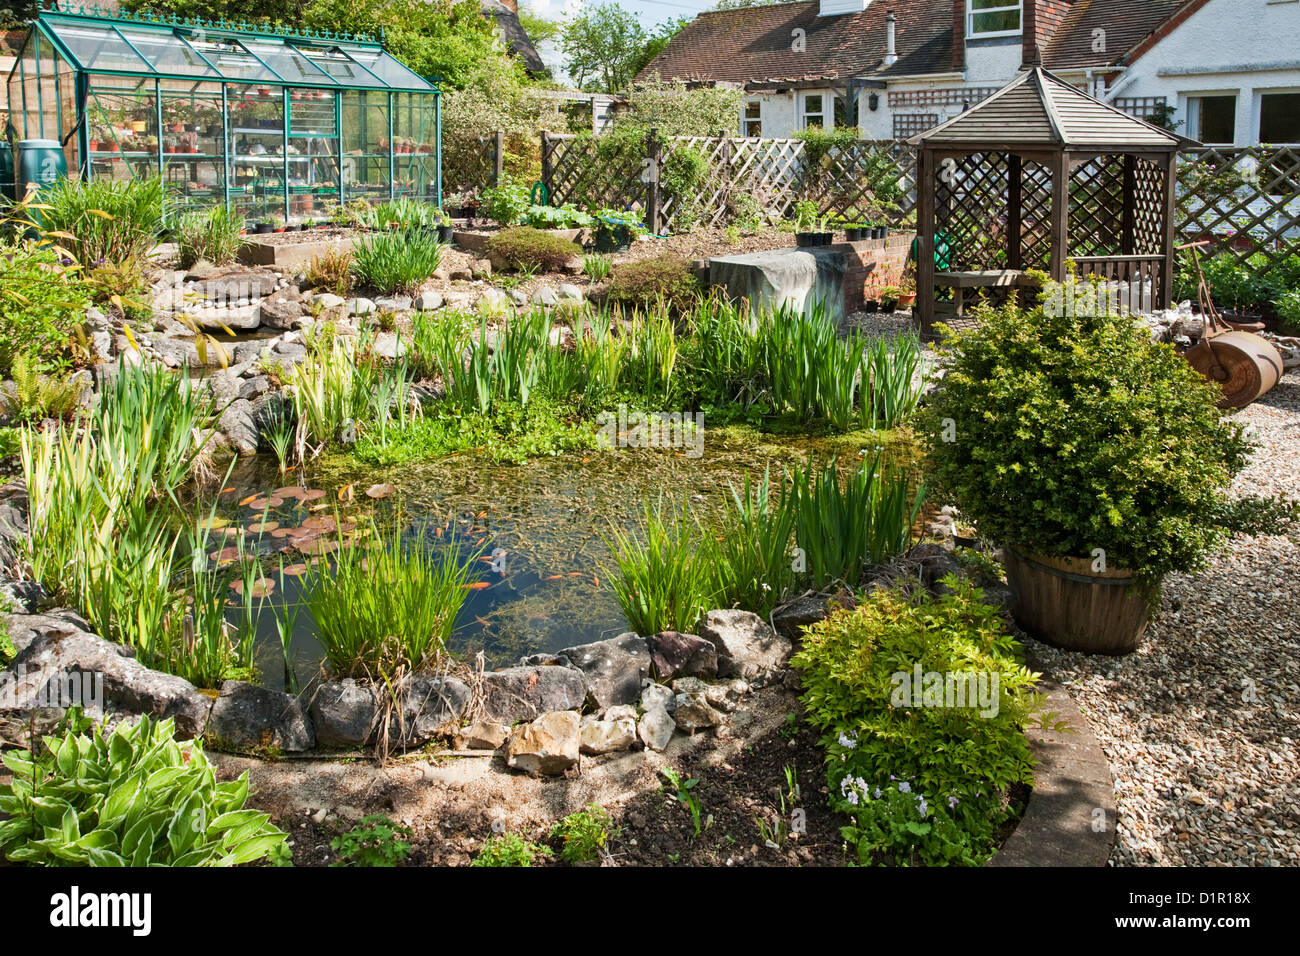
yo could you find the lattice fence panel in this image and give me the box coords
[1175,146,1300,274]
[443,135,499,195]
[1132,157,1167,256]
[1020,160,1053,270]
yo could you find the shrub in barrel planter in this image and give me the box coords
[920,280,1254,654]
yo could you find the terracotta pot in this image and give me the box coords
[1002,548,1152,655]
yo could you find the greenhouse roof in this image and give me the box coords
[20,8,438,93]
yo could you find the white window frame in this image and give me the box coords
[1186,92,1239,146]
[801,93,825,130]
[741,100,762,137]
[967,0,1022,39]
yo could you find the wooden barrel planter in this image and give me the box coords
[1002,549,1152,655]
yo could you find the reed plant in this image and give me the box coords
[787,455,926,589]
[707,468,798,616]
[173,204,243,269]
[857,332,926,430]
[38,176,163,271]
[603,498,716,635]
[351,229,445,295]
[301,522,480,677]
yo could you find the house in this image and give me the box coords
[482,0,547,76]
[634,0,1300,146]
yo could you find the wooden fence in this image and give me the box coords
[538,132,1300,279]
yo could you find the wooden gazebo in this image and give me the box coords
[908,68,1189,333]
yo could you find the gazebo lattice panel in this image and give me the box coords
[1132,158,1168,256]
[1069,157,1126,257]
[935,151,1012,271]
[1020,160,1054,270]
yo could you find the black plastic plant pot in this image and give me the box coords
[864,300,879,313]
[816,232,834,246]
[878,226,891,239]
[796,231,817,248]
[255,222,273,234]
[437,224,455,243]
[595,225,631,254]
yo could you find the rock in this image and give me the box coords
[259,292,304,330]
[509,289,528,307]
[482,665,586,723]
[207,680,315,752]
[637,707,675,751]
[641,683,675,712]
[387,675,472,746]
[373,332,406,360]
[505,710,580,775]
[455,719,511,751]
[531,286,559,307]
[349,297,376,316]
[478,288,509,314]
[673,692,722,733]
[308,679,378,749]
[0,481,29,568]
[699,609,791,680]
[558,632,651,710]
[471,258,493,279]
[903,543,963,593]
[558,283,584,301]
[311,292,346,310]
[4,615,212,738]
[199,369,241,406]
[271,341,308,366]
[238,375,272,401]
[771,594,836,641]
[560,255,583,275]
[579,714,637,755]
[415,291,443,311]
[375,295,412,313]
[218,398,260,457]
[670,676,708,696]
[647,631,718,681]
[604,704,637,722]
[0,579,46,615]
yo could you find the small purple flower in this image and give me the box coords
[898,781,911,794]
[916,796,929,818]
[948,795,959,809]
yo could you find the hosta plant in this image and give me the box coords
[0,713,288,867]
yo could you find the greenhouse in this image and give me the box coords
[4,6,442,225]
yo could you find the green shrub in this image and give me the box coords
[0,713,288,866]
[370,198,444,230]
[351,230,445,295]
[549,804,618,863]
[174,204,244,269]
[792,580,1040,866]
[606,255,700,311]
[1277,288,1300,332]
[523,203,593,230]
[0,238,91,374]
[330,815,413,867]
[472,832,552,867]
[480,174,532,226]
[486,226,582,273]
[921,283,1252,597]
[305,248,354,296]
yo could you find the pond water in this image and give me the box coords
[197,428,919,690]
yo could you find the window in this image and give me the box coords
[802,93,824,129]
[1188,94,1237,144]
[968,0,1022,38]
[742,101,761,137]
[1260,92,1300,143]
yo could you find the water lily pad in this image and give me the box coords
[301,489,327,502]
[198,516,231,531]
[248,519,280,534]
[230,577,275,598]
[208,547,242,564]
[365,482,397,499]
[302,516,337,532]
[281,563,309,577]
[274,486,307,499]
[294,536,336,556]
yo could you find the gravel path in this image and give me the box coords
[1028,371,1300,866]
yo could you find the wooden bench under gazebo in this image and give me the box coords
[908,67,1190,334]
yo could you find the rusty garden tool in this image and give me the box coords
[1175,240,1283,409]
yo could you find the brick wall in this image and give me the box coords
[837,232,915,314]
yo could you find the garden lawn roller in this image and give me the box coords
[1177,241,1284,409]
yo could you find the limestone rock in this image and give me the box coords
[482,665,586,723]
[309,679,379,749]
[637,707,675,751]
[455,719,511,751]
[672,692,722,733]
[505,710,580,775]
[641,683,675,712]
[387,675,472,747]
[579,714,637,755]
[208,680,315,752]
[699,609,791,680]
[415,291,443,311]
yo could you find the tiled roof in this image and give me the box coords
[634,0,954,87]
[636,0,1204,88]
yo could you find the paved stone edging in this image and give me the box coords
[987,679,1116,867]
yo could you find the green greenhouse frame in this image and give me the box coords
[4,6,442,225]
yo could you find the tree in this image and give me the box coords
[560,2,647,94]
[627,17,688,80]
[517,2,562,47]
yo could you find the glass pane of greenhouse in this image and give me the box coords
[7,9,440,223]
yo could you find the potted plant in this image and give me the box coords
[794,200,821,248]
[254,220,274,234]
[436,209,455,244]
[922,275,1254,655]
[897,264,917,308]
[877,283,901,312]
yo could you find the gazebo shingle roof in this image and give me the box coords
[908,68,1186,149]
